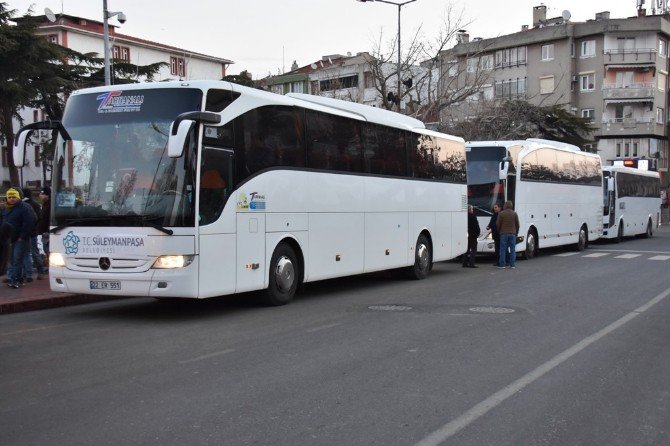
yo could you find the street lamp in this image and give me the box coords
[357,0,417,112]
[103,0,127,86]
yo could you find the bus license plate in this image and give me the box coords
[89,280,121,290]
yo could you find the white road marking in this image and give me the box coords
[592,248,670,255]
[0,321,87,337]
[306,322,342,333]
[582,252,610,258]
[415,286,670,446]
[649,255,670,261]
[179,349,235,364]
[614,254,641,259]
[553,252,579,257]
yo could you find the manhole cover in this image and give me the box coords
[368,305,413,311]
[469,306,516,314]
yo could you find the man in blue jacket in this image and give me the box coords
[1,188,36,288]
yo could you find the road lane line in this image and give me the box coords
[582,252,610,258]
[592,248,670,255]
[415,285,670,446]
[553,252,579,257]
[179,349,235,364]
[306,322,342,333]
[614,254,641,259]
[649,255,670,261]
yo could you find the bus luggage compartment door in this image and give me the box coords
[236,213,266,293]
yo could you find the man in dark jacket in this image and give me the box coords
[463,205,481,268]
[22,187,46,281]
[486,202,502,266]
[38,186,51,265]
[1,188,36,288]
[496,200,520,269]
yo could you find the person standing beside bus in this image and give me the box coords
[496,200,519,269]
[487,202,502,266]
[463,205,480,268]
[1,188,36,288]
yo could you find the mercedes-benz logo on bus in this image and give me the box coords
[99,257,111,271]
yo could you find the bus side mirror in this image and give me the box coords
[607,177,614,191]
[13,130,29,167]
[499,157,510,180]
[167,120,195,158]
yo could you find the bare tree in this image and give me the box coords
[365,3,494,121]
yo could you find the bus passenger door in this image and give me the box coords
[236,213,266,293]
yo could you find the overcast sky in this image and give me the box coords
[15,1,641,79]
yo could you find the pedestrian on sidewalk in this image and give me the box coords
[0,188,36,288]
[496,200,520,269]
[487,202,502,266]
[38,186,51,267]
[21,187,46,281]
[463,205,481,268]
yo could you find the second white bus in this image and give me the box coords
[601,165,661,241]
[466,139,603,258]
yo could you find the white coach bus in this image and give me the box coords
[601,165,661,241]
[14,81,467,305]
[466,139,603,259]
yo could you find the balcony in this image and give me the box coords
[602,82,655,101]
[603,48,657,64]
[598,117,666,137]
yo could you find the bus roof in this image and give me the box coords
[603,165,660,178]
[466,139,580,151]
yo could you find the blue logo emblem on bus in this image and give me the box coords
[249,192,266,210]
[63,231,80,255]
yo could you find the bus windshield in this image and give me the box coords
[51,88,202,228]
[466,146,507,216]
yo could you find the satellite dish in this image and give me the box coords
[45,7,57,22]
[310,63,317,69]
[562,10,571,21]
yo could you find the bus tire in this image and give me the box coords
[522,229,537,260]
[406,234,432,280]
[642,219,653,238]
[615,222,624,243]
[576,224,588,251]
[265,243,299,306]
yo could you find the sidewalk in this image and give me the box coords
[0,274,125,314]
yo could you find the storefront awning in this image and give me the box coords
[604,98,653,104]
[605,64,655,70]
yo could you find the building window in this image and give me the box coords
[657,107,664,124]
[617,37,635,51]
[34,146,41,167]
[581,40,596,58]
[660,39,667,58]
[33,110,39,122]
[480,54,493,71]
[624,142,630,157]
[170,56,186,77]
[539,76,555,94]
[319,75,358,92]
[364,71,375,88]
[633,142,639,157]
[541,44,554,61]
[494,78,527,98]
[494,46,527,68]
[270,85,283,95]
[581,109,595,122]
[659,71,667,91]
[571,43,575,57]
[310,80,319,94]
[615,142,621,158]
[289,81,304,93]
[466,57,479,73]
[580,73,595,91]
[46,34,58,44]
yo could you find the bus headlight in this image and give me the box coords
[152,255,194,269]
[49,252,65,267]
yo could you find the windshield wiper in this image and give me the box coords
[51,215,173,235]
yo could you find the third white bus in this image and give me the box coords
[601,165,661,241]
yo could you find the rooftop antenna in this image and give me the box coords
[561,10,571,21]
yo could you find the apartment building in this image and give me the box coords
[262,52,436,114]
[3,13,234,189]
[441,5,670,197]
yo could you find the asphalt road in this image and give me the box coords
[2,227,669,445]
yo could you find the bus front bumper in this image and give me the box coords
[48,257,200,298]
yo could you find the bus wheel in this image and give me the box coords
[523,229,537,260]
[407,234,432,280]
[642,219,653,238]
[265,243,299,306]
[615,223,624,243]
[576,225,588,251]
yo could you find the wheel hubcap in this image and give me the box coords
[417,243,429,270]
[580,230,586,246]
[527,235,535,255]
[274,256,294,292]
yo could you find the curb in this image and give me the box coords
[0,294,129,315]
